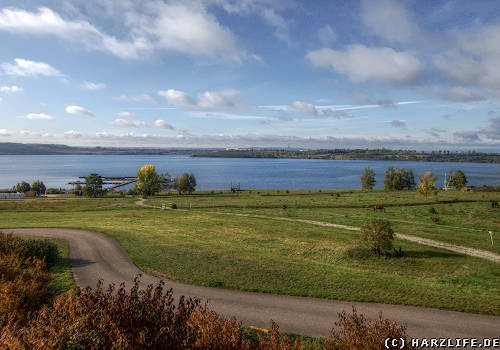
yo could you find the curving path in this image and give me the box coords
[5,228,500,340]
[137,198,500,263]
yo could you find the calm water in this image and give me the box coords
[0,155,499,190]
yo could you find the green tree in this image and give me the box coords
[137,165,160,196]
[31,180,46,195]
[360,167,376,190]
[384,167,403,191]
[448,169,467,190]
[15,181,31,193]
[401,169,415,190]
[187,173,197,194]
[384,168,415,190]
[159,172,173,193]
[417,171,437,198]
[83,173,105,197]
[173,176,181,195]
[360,219,394,256]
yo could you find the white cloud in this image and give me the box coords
[361,0,419,43]
[318,25,336,45]
[158,88,242,110]
[158,89,197,109]
[115,111,135,118]
[0,6,247,61]
[261,101,422,113]
[81,81,106,90]
[200,112,267,120]
[154,119,175,130]
[198,89,242,108]
[65,105,95,117]
[26,113,54,120]
[114,94,157,103]
[306,45,423,84]
[64,130,82,138]
[290,101,317,115]
[260,8,290,44]
[0,128,10,136]
[0,85,23,93]
[110,118,146,127]
[391,120,406,128]
[445,86,485,102]
[1,58,63,77]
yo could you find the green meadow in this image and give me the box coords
[1,189,499,315]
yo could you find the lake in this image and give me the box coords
[0,155,499,190]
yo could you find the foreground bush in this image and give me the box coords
[331,307,408,350]
[0,233,49,326]
[359,219,394,256]
[7,238,59,265]
[1,277,309,349]
[1,276,410,349]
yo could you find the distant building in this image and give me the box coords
[0,193,26,199]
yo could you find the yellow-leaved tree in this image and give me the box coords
[417,171,437,198]
[137,165,159,196]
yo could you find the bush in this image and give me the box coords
[0,277,305,350]
[429,207,437,214]
[46,188,63,195]
[359,219,394,256]
[127,184,139,195]
[170,202,177,209]
[8,237,59,265]
[0,233,50,325]
[330,307,409,350]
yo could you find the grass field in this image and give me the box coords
[1,193,500,315]
[145,190,500,255]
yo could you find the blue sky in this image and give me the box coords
[0,0,499,150]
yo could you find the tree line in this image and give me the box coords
[360,167,467,196]
[82,165,197,197]
[191,148,500,163]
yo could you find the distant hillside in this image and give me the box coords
[0,143,194,155]
[1,143,499,163]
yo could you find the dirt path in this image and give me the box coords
[6,227,500,340]
[137,198,500,263]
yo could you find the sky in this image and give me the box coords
[0,0,499,150]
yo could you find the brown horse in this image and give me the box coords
[373,205,386,212]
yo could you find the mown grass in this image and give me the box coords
[1,197,500,315]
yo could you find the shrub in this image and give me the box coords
[359,219,394,256]
[46,188,63,195]
[127,184,139,195]
[8,237,59,265]
[429,207,437,214]
[330,307,409,350]
[0,278,305,350]
[0,233,49,325]
[171,202,177,209]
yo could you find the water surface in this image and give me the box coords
[0,155,498,190]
